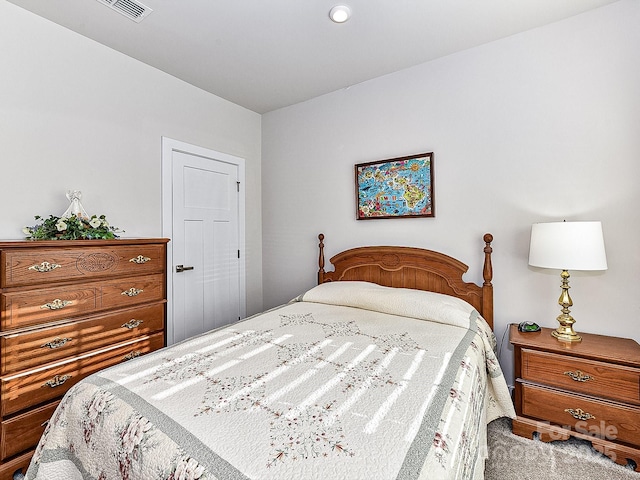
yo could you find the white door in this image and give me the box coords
[162,138,246,345]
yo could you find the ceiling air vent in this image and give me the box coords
[95,0,153,23]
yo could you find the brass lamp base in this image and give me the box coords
[551,324,582,342]
[552,270,582,343]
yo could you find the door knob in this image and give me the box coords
[175,265,194,273]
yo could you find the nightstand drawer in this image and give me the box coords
[522,348,640,405]
[1,332,164,416]
[1,245,165,288]
[1,303,165,375]
[520,382,640,447]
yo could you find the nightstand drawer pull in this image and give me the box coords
[40,299,72,310]
[123,351,142,361]
[28,261,62,273]
[564,408,596,421]
[129,255,151,264]
[121,287,143,297]
[122,319,144,329]
[41,337,73,349]
[42,374,72,388]
[564,370,593,382]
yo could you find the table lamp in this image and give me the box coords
[528,221,607,342]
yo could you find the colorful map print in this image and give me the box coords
[357,157,432,218]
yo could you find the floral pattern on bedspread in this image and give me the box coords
[32,382,209,480]
[27,284,514,480]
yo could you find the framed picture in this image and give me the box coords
[355,152,434,220]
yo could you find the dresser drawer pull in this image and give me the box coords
[41,299,72,310]
[564,408,596,421]
[28,261,62,273]
[123,351,142,361]
[564,370,593,382]
[130,255,151,264]
[121,287,144,297]
[42,374,72,388]
[41,337,73,349]
[122,319,144,329]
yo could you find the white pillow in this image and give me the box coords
[301,281,476,329]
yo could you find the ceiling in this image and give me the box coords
[8,0,619,114]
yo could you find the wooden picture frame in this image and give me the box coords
[355,152,434,220]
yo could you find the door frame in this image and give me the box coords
[161,136,246,345]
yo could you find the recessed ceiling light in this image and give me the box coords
[329,5,351,23]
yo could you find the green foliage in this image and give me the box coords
[23,214,122,240]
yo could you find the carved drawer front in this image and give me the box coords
[1,303,165,376]
[1,285,98,331]
[1,244,165,288]
[1,332,164,417]
[0,400,59,461]
[521,349,640,405]
[101,273,164,309]
[520,382,640,447]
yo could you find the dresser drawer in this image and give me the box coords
[1,303,165,375]
[0,450,34,480]
[1,285,98,330]
[1,332,164,416]
[520,382,640,447]
[0,401,58,461]
[1,244,165,288]
[1,274,164,331]
[101,273,165,309]
[521,348,640,405]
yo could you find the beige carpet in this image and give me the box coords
[485,418,639,480]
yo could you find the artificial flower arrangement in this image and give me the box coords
[23,214,122,240]
[23,191,123,240]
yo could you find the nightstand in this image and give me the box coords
[510,324,640,471]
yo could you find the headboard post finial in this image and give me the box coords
[482,233,493,286]
[318,233,325,284]
[481,233,494,329]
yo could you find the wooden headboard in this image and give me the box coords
[317,233,494,330]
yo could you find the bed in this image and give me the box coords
[26,233,514,480]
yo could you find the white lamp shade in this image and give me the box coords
[529,221,607,271]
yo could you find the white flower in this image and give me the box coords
[88,391,113,420]
[102,219,109,227]
[89,217,102,228]
[55,220,67,231]
[173,457,205,480]
[22,227,32,235]
[121,416,152,453]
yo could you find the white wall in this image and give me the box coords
[262,0,640,384]
[0,1,263,315]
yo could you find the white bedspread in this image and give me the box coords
[26,282,514,480]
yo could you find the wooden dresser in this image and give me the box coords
[510,324,640,471]
[0,238,169,480]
